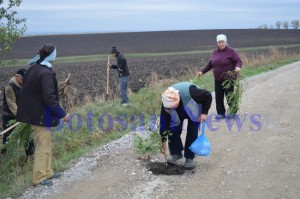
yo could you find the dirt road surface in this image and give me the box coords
[19,61,300,199]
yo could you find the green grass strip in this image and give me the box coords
[1,44,300,67]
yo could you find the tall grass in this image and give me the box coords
[0,47,300,198]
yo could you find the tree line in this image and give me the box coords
[258,20,300,30]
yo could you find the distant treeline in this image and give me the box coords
[258,20,299,29]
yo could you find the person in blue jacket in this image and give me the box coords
[160,82,212,169]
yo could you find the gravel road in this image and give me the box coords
[17,61,300,199]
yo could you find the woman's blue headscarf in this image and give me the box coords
[28,48,57,68]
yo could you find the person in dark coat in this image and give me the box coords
[1,68,35,157]
[160,82,212,169]
[198,34,242,119]
[107,46,130,106]
[17,44,70,186]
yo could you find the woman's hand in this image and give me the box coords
[235,67,241,73]
[200,114,207,123]
[63,113,71,123]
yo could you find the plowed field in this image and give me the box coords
[1,29,300,103]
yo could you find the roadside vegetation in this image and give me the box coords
[0,47,300,198]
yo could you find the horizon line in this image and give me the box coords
[23,28,262,37]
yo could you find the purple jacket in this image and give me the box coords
[201,46,242,81]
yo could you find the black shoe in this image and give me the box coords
[167,154,183,164]
[34,179,53,186]
[48,172,62,180]
[184,159,195,169]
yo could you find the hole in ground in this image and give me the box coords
[147,162,185,175]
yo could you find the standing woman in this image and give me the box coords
[198,34,242,119]
[17,44,70,186]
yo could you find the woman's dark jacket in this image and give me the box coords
[16,64,66,127]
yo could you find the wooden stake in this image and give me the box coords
[106,56,110,101]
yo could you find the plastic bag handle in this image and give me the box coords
[198,120,207,135]
[202,120,207,134]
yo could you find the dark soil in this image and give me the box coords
[1,29,300,104]
[147,162,186,175]
[0,53,209,103]
[3,29,300,59]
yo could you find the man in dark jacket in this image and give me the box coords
[17,44,70,186]
[107,46,130,106]
[1,69,34,156]
[160,82,212,169]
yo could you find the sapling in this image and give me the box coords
[133,131,162,158]
[222,71,243,115]
[2,121,33,164]
[133,131,169,165]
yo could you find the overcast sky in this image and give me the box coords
[14,0,300,35]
